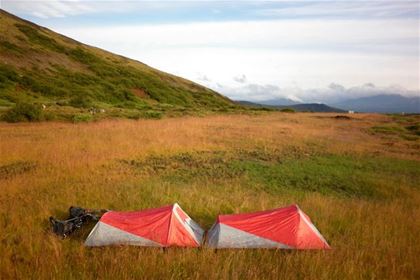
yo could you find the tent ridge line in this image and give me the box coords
[166,204,176,247]
[172,205,201,245]
[297,208,330,248]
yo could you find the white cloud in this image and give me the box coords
[4,0,419,19]
[258,1,419,19]
[296,83,420,103]
[51,19,419,56]
[215,82,420,104]
[218,84,285,101]
[52,19,419,92]
[2,0,236,19]
[196,73,210,82]
[2,0,94,18]
[233,74,247,84]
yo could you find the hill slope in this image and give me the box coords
[333,94,420,113]
[0,10,236,120]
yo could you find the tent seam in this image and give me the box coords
[166,204,175,246]
[173,207,201,245]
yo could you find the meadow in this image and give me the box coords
[0,112,419,279]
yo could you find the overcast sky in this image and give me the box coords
[2,0,419,102]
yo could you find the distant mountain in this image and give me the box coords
[236,100,345,113]
[257,98,299,106]
[285,103,345,113]
[236,101,269,108]
[333,94,420,113]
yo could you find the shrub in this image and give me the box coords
[126,112,141,120]
[15,23,65,53]
[71,114,93,123]
[116,100,150,110]
[2,102,44,122]
[69,47,100,65]
[405,124,420,136]
[0,64,18,89]
[18,74,66,97]
[69,95,93,108]
[280,108,296,113]
[143,110,163,119]
[0,40,24,55]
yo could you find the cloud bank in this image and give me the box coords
[215,82,420,104]
[3,1,419,20]
[51,19,419,91]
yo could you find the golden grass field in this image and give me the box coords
[0,112,419,279]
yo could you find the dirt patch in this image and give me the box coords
[0,161,36,179]
[131,88,150,99]
[334,115,352,120]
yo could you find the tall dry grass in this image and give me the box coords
[0,112,419,279]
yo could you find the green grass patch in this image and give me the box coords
[0,39,24,55]
[0,63,19,90]
[68,47,101,65]
[71,113,93,123]
[370,115,420,141]
[141,110,163,119]
[120,149,419,199]
[69,95,94,108]
[0,98,14,107]
[371,125,405,135]
[235,155,419,198]
[2,102,44,122]
[15,23,66,53]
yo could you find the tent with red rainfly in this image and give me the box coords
[85,203,204,247]
[207,204,330,249]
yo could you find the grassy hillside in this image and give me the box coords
[0,113,419,279]
[0,10,237,121]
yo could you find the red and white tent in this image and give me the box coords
[85,203,204,247]
[207,204,330,249]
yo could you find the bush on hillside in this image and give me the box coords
[15,23,66,53]
[2,102,44,122]
[19,75,67,97]
[69,95,93,108]
[142,110,163,119]
[0,40,24,55]
[0,64,18,89]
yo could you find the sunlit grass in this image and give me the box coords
[0,112,419,279]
